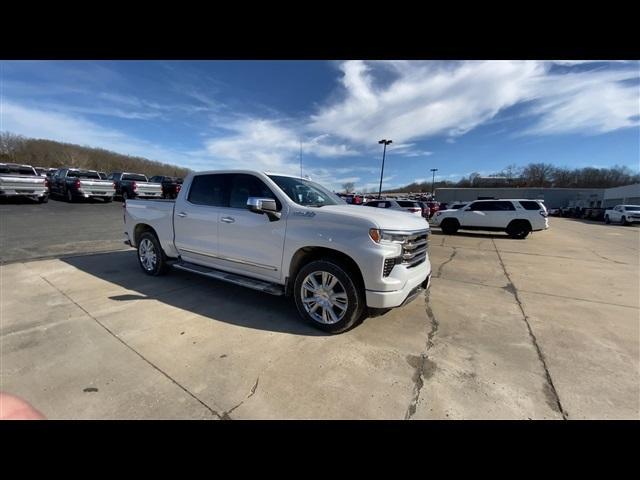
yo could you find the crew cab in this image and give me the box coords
[108,172,163,200]
[123,170,432,333]
[0,163,49,203]
[50,168,116,202]
[149,175,183,199]
[431,199,548,239]
[604,205,640,225]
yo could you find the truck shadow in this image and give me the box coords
[61,250,326,336]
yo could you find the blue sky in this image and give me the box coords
[1,60,638,190]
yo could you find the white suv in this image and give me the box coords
[430,199,549,239]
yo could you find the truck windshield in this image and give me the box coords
[123,174,148,182]
[268,175,344,207]
[67,171,101,179]
[0,165,37,175]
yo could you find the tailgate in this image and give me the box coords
[135,182,163,197]
[79,179,115,195]
[0,175,47,193]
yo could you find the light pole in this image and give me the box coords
[430,168,438,198]
[378,139,392,198]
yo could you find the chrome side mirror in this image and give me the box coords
[247,197,280,220]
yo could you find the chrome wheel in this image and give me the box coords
[139,238,157,271]
[300,271,348,324]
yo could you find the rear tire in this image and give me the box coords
[137,232,168,276]
[294,259,365,334]
[506,220,531,239]
[604,215,610,224]
[440,218,459,235]
[122,191,129,201]
[621,216,628,226]
[66,189,74,203]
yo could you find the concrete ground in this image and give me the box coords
[1,218,638,419]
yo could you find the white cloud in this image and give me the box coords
[0,100,195,166]
[310,60,639,144]
[203,118,358,173]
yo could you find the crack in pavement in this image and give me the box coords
[435,247,457,278]
[404,291,439,420]
[220,377,260,420]
[39,274,223,420]
[588,249,627,265]
[491,239,568,420]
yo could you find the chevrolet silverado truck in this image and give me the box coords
[108,172,163,200]
[123,170,431,333]
[604,205,640,225]
[149,175,183,199]
[430,199,548,239]
[50,168,116,202]
[0,163,49,203]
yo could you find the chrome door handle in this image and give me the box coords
[177,212,188,217]
[221,216,235,223]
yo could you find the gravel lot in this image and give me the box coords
[1,201,638,419]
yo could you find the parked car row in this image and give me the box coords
[2,162,183,204]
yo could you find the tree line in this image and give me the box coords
[390,162,640,193]
[0,132,191,178]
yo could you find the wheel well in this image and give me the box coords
[133,223,158,247]
[286,247,365,296]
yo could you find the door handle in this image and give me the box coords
[177,212,188,217]
[221,216,235,223]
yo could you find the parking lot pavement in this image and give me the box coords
[0,197,128,264]
[1,218,638,419]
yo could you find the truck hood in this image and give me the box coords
[315,204,429,230]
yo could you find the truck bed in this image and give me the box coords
[124,198,176,250]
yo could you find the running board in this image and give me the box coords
[173,261,285,296]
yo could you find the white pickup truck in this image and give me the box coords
[604,205,640,225]
[0,163,49,203]
[123,170,432,333]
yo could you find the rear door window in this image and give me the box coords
[187,174,226,207]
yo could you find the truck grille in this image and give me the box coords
[401,231,429,268]
[382,230,429,277]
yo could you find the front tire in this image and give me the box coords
[621,216,628,226]
[605,215,610,224]
[440,218,459,235]
[294,259,364,334]
[104,196,113,203]
[38,196,49,204]
[137,232,168,276]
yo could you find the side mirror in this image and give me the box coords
[247,197,281,220]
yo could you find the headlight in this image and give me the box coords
[369,229,412,244]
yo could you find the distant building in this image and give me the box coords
[602,184,640,208]
[434,184,640,208]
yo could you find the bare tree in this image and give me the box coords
[342,182,355,193]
